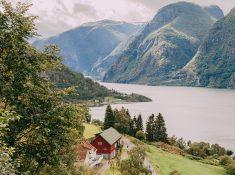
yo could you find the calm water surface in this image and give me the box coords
[90,83,235,151]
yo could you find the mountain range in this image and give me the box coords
[103,2,227,86]
[33,20,142,76]
[34,2,235,89]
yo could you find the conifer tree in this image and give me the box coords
[146,114,155,142]
[103,104,115,129]
[154,113,168,143]
[130,116,137,136]
[136,114,143,132]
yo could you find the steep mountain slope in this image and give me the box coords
[172,8,235,88]
[33,20,141,74]
[90,27,143,79]
[104,2,217,84]
[204,5,224,20]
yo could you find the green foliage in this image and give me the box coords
[187,142,226,158]
[119,146,150,175]
[0,1,86,174]
[135,130,146,140]
[113,107,132,134]
[91,119,103,127]
[146,114,155,142]
[146,113,168,143]
[154,113,168,143]
[227,162,235,175]
[0,109,19,175]
[129,116,137,136]
[219,156,233,166]
[103,104,115,129]
[136,114,144,132]
[46,65,152,103]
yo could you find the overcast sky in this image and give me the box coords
[7,0,235,38]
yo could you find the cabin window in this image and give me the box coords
[98,142,102,145]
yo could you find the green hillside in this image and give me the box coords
[146,145,227,175]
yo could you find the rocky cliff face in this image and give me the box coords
[104,2,216,84]
[33,20,141,74]
[172,8,235,88]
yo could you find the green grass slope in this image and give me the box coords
[146,145,227,175]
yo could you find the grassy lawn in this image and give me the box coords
[146,145,228,175]
[83,123,101,139]
[105,168,122,175]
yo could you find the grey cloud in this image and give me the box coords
[73,2,98,18]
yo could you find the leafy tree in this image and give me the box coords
[136,114,143,132]
[176,138,187,150]
[103,104,115,129]
[135,130,146,140]
[227,162,235,175]
[0,109,19,175]
[187,142,211,158]
[146,114,155,142]
[219,156,233,166]
[211,143,226,156]
[119,146,150,175]
[0,1,85,174]
[154,113,168,143]
[114,107,131,134]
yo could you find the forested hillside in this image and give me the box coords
[45,65,151,104]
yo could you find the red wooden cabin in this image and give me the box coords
[91,127,122,159]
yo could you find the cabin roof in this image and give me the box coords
[75,141,96,160]
[99,127,121,145]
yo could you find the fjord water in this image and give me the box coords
[90,82,235,151]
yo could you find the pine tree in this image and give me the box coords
[103,104,115,129]
[136,114,143,132]
[154,113,168,143]
[146,114,155,142]
[130,116,137,136]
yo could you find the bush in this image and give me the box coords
[91,119,103,126]
[135,130,146,140]
[170,170,181,175]
[227,150,234,156]
[220,156,233,166]
[227,162,235,175]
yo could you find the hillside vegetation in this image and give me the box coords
[146,145,227,175]
[45,65,151,105]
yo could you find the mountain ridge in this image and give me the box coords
[33,20,142,74]
[103,2,217,84]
